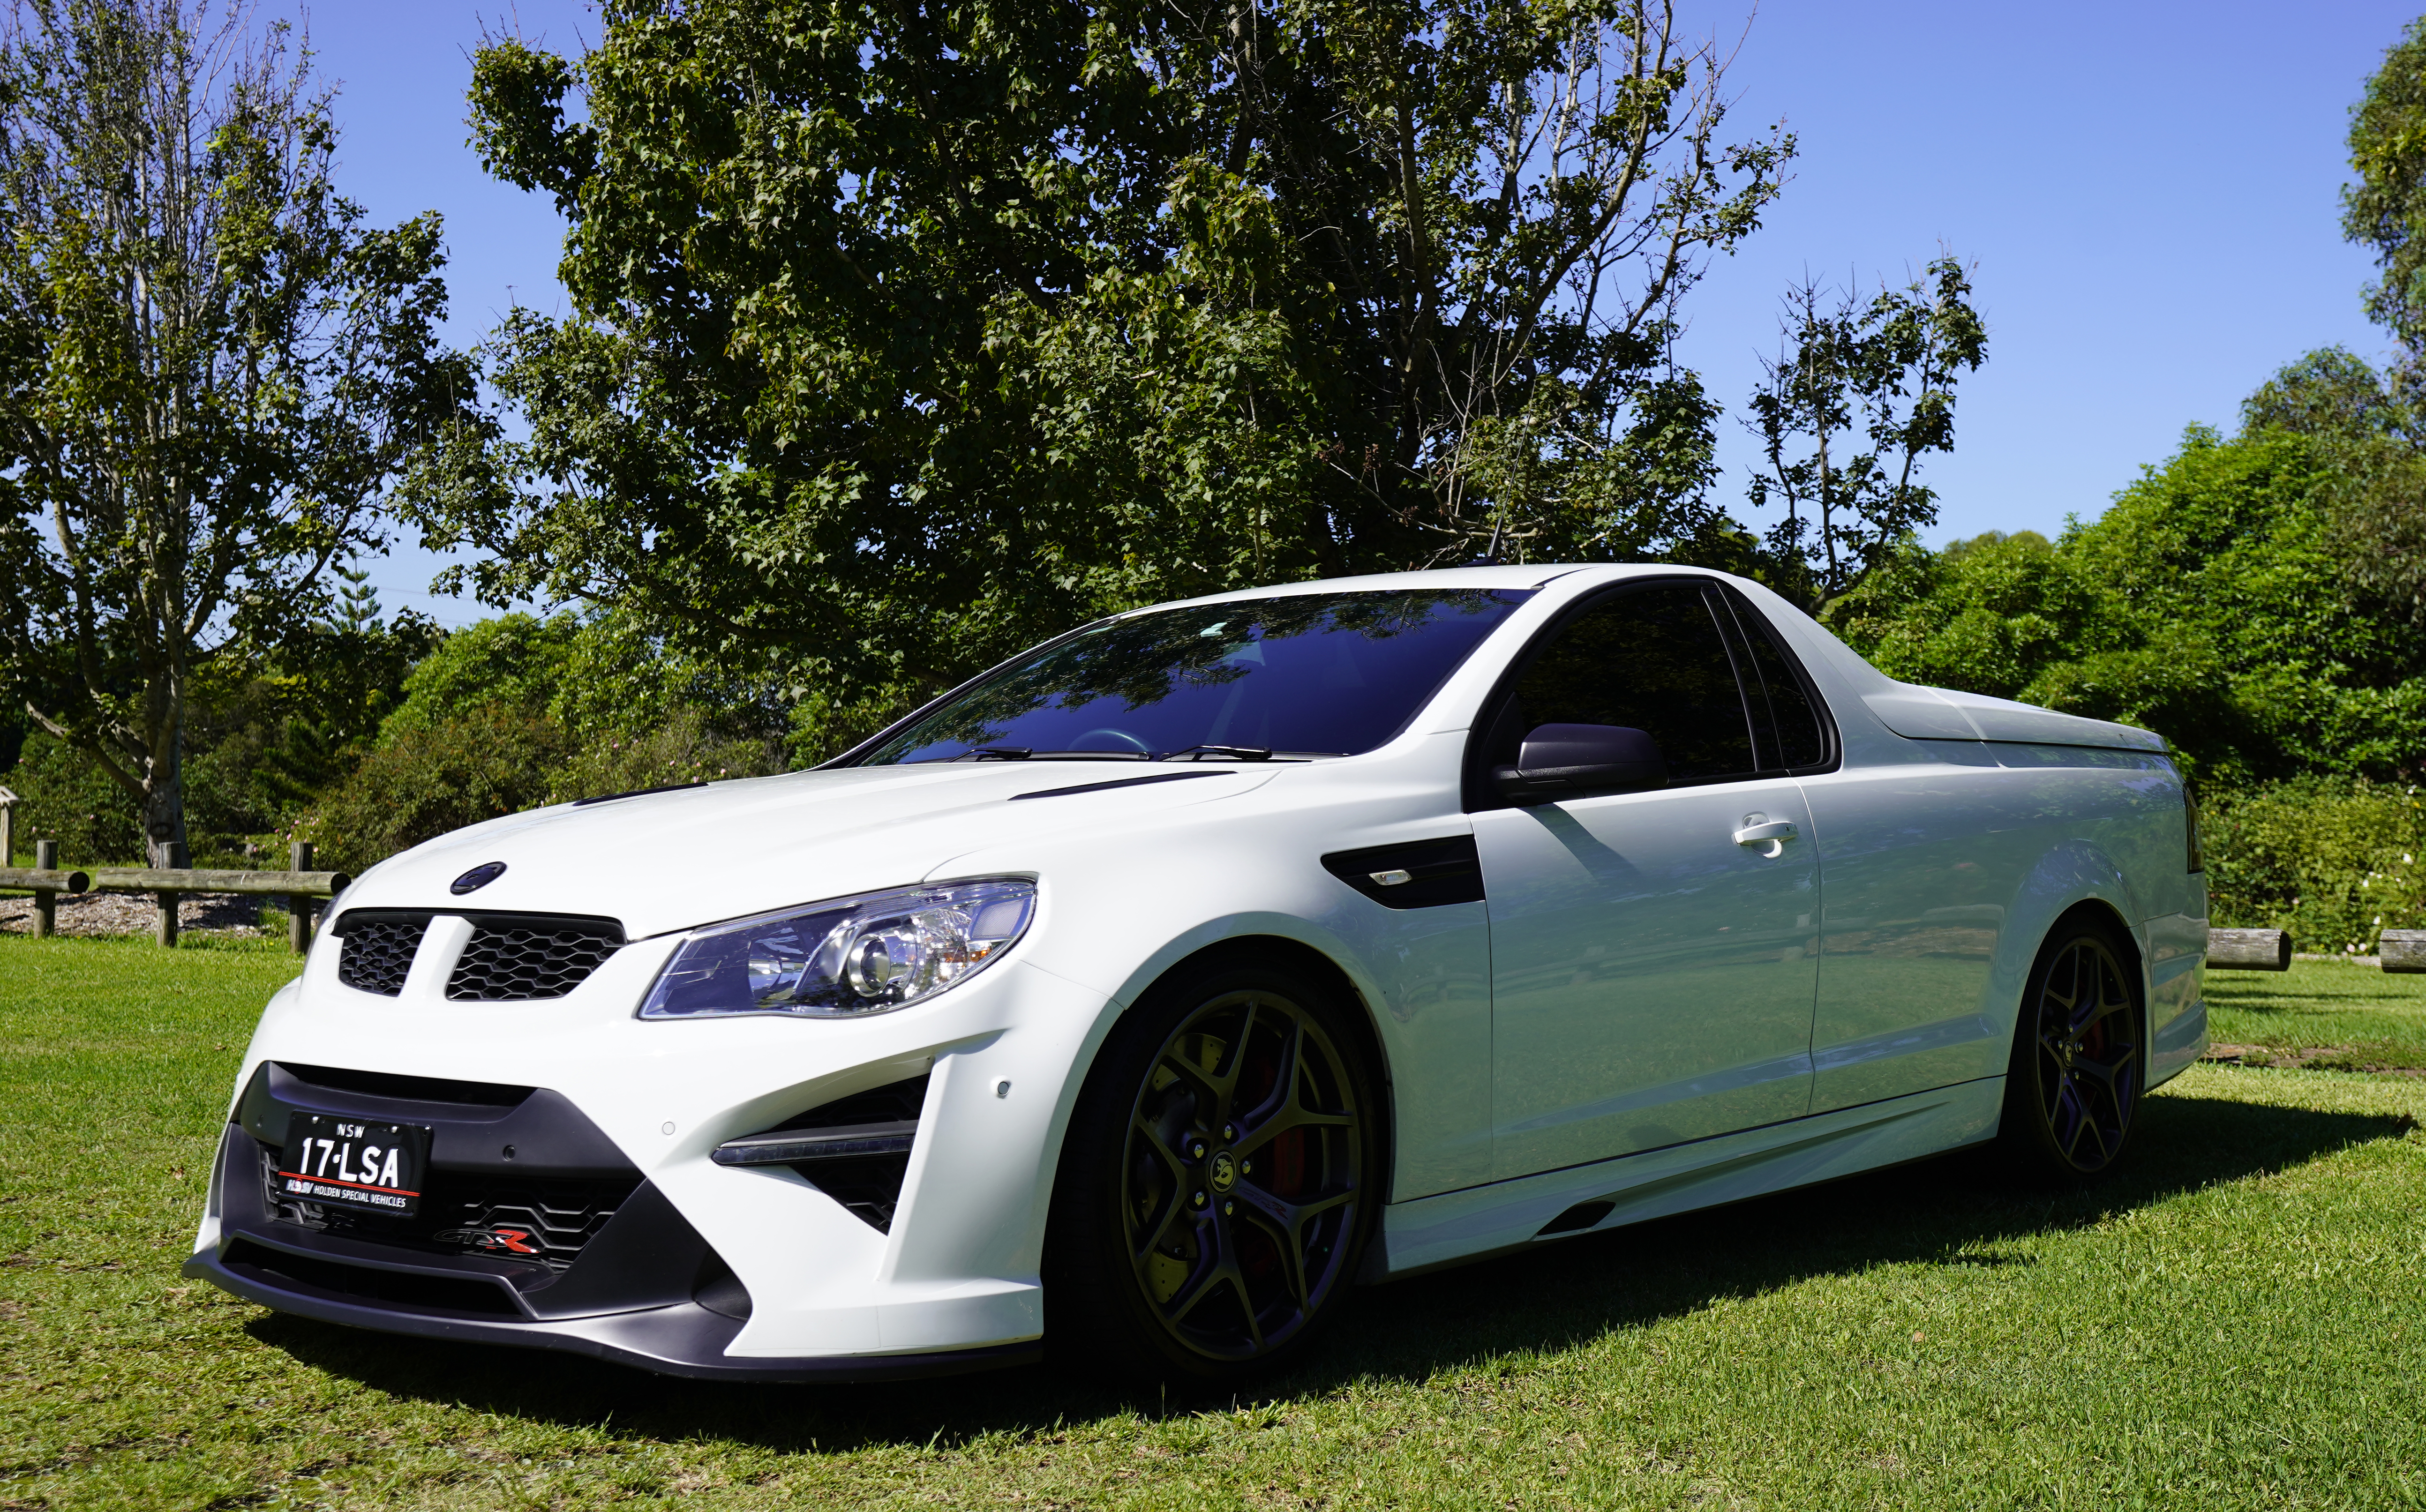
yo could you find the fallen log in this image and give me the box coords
[2207,928,2291,971]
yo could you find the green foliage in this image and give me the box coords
[376,613,582,741]
[289,607,794,872]
[379,607,789,748]
[293,705,576,876]
[2344,17,2426,356]
[2203,779,2426,955]
[1833,414,2426,786]
[0,0,477,863]
[2,731,145,863]
[418,0,1795,705]
[1743,258,1989,610]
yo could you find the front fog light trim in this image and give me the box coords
[636,877,1037,1021]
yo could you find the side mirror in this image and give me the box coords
[1495,723,1667,800]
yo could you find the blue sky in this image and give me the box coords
[302,0,2421,624]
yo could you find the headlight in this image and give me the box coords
[636,878,1036,1020]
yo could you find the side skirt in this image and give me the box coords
[1372,1078,2005,1279]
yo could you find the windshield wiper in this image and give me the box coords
[1160,744,1274,762]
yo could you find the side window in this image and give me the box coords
[1500,583,1757,782]
[1722,593,1829,770]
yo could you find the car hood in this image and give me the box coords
[332,763,1279,939]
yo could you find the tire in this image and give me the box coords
[1997,913,2145,1182]
[1044,951,1383,1386]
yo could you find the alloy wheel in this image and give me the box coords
[1119,988,1364,1361]
[2026,934,2141,1172]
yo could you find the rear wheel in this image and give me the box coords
[1998,916,2144,1181]
[1045,953,1380,1385]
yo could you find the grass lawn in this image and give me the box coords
[2208,957,2426,1070]
[3,936,2424,1510]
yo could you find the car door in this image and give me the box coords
[1473,580,1823,1181]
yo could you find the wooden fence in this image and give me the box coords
[0,840,349,952]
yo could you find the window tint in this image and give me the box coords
[1724,595,1828,769]
[1501,583,1756,781]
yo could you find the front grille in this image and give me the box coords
[337,918,427,996]
[259,1141,638,1272]
[446,922,622,1001]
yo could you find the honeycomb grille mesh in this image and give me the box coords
[337,919,428,996]
[445,924,621,1001]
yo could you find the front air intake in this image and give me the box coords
[714,1074,932,1232]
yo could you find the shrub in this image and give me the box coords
[551,707,787,801]
[294,705,575,875]
[0,732,144,864]
[2202,777,2426,953]
[293,704,791,875]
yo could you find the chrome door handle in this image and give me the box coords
[1733,819,1797,857]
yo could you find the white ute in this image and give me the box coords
[189,564,2209,1385]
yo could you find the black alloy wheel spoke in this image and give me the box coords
[1236,1015,1307,1130]
[1155,1045,1236,1128]
[1130,1179,1190,1264]
[1133,1114,1190,1183]
[1235,1096,1355,1162]
[2071,1048,2136,1092]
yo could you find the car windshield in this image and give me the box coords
[858,588,1534,764]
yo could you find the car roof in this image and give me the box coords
[1131,563,1687,612]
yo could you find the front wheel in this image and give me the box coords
[1045,953,1381,1385]
[1998,916,2144,1181]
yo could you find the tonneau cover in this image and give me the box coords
[1862,684,2167,754]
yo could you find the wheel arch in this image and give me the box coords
[1989,840,2150,1050]
[1086,928,1399,1194]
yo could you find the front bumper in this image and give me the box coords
[194,946,1120,1375]
[188,1071,1043,1381]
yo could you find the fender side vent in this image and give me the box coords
[1322,836,1485,909]
[1537,1199,1615,1236]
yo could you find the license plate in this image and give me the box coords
[278,1114,430,1218]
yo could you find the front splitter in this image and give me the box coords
[185,1246,1044,1383]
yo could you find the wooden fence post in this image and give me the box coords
[31,839,55,937]
[157,842,184,948]
[0,786,16,868]
[289,841,314,955]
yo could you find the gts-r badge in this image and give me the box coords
[434,1226,541,1257]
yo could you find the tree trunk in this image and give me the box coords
[142,736,185,867]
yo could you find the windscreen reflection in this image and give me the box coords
[861,589,1533,764]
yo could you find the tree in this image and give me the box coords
[2236,345,2426,628]
[422,0,1792,712]
[1832,411,2426,786]
[2345,17,2426,359]
[0,0,476,864]
[1740,256,1985,611]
